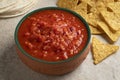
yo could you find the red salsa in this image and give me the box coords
[18,9,88,61]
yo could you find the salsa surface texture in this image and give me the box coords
[18,9,88,61]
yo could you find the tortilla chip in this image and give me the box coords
[93,44,119,64]
[92,37,119,64]
[90,25,104,35]
[107,2,120,13]
[56,0,79,9]
[87,12,101,27]
[100,10,120,31]
[97,21,120,42]
[72,1,88,19]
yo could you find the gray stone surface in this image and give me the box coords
[0,0,120,80]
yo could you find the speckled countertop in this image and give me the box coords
[0,0,120,80]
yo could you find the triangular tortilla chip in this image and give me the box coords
[100,10,120,31]
[97,21,120,42]
[92,37,119,64]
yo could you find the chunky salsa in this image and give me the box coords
[18,9,88,61]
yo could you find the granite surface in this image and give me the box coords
[0,0,120,80]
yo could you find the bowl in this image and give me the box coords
[14,7,91,75]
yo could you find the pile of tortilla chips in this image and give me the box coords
[0,0,37,18]
[57,0,120,43]
[57,0,120,64]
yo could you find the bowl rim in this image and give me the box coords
[14,7,91,64]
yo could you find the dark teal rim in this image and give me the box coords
[14,7,91,64]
